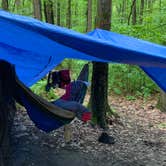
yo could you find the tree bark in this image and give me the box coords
[139,0,144,24]
[0,3,15,165]
[91,0,112,129]
[158,91,166,112]
[66,0,71,28]
[33,0,42,20]
[128,0,136,25]
[0,101,16,165]
[44,0,54,24]
[57,1,61,26]
[1,0,8,11]
[132,0,137,25]
[121,0,127,23]
[86,0,92,32]
[0,61,16,166]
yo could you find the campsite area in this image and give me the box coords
[0,0,166,166]
[9,95,165,166]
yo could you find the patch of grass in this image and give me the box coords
[157,123,166,129]
[126,95,136,101]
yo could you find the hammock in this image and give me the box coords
[1,60,89,132]
[17,63,89,132]
[16,78,75,132]
[0,60,75,132]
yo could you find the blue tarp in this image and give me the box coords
[0,10,166,91]
[87,29,166,92]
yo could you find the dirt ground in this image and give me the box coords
[8,95,166,166]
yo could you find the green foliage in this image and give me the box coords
[108,64,158,98]
[126,95,136,101]
[157,123,166,129]
[31,79,59,101]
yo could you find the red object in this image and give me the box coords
[59,70,71,88]
[81,112,92,122]
[60,84,71,100]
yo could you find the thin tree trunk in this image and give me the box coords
[33,0,42,20]
[1,0,8,11]
[139,0,144,24]
[159,0,162,12]
[128,0,137,25]
[132,0,137,25]
[121,0,126,23]
[159,91,166,112]
[44,0,54,24]
[86,0,92,32]
[91,0,112,129]
[147,0,153,13]
[66,0,71,28]
[57,1,61,26]
[119,4,123,23]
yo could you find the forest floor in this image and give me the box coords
[9,95,166,166]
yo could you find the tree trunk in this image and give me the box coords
[147,0,153,13]
[132,0,137,25]
[121,0,127,23]
[1,0,8,11]
[91,0,112,129]
[1,3,15,165]
[128,0,136,25]
[0,61,16,166]
[0,101,16,165]
[86,0,92,32]
[57,1,61,26]
[139,0,144,24]
[158,91,166,112]
[159,0,162,11]
[66,0,71,28]
[44,0,54,24]
[33,0,42,20]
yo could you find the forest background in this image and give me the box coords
[1,0,166,101]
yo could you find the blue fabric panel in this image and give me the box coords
[0,10,166,92]
[0,10,166,68]
[0,10,103,86]
[87,30,166,92]
[141,66,166,92]
[20,91,64,132]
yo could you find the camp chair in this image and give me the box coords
[57,63,89,104]
[56,64,89,142]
